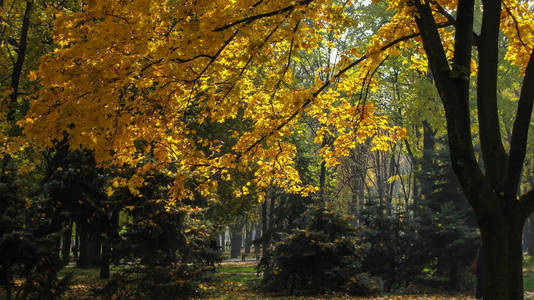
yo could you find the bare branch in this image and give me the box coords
[214,0,312,32]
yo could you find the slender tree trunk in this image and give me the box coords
[349,190,358,218]
[61,222,72,264]
[421,120,436,201]
[7,0,32,122]
[375,152,383,216]
[244,223,252,254]
[261,199,268,257]
[220,229,226,251]
[386,154,395,215]
[269,196,276,231]
[254,223,261,259]
[319,160,326,202]
[73,223,79,259]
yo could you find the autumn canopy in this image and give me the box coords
[1,0,534,298]
[22,0,417,202]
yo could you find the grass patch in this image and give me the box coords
[219,265,256,274]
[216,263,259,284]
[525,255,534,291]
[218,272,258,283]
[525,276,534,291]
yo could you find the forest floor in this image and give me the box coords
[2,258,534,299]
[206,260,475,300]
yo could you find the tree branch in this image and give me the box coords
[239,26,436,156]
[8,0,33,122]
[413,1,493,215]
[214,0,312,32]
[453,0,474,70]
[477,0,508,189]
[505,48,534,197]
[432,1,480,46]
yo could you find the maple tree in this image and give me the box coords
[22,0,403,202]
[12,0,534,299]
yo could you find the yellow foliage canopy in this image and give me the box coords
[22,0,533,202]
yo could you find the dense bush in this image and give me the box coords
[0,159,71,300]
[98,173,221,299]
[357,208,424,292]
[259,205,381,295]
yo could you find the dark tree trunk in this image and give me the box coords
[230,223,243,259]
[73,223,79,259]
[479,208,524,299]
[412,0,534,298]
[254,223,261,258]
[421,120,436,201]
[100,242,110,279]
[100,211,118,279]
[269,196,276,231]
[261,200,268,257]
[375,152,384,216]
[7,0,32,122]
[220,230,226,251]
[244,223,252,255]
[61,222,72,264]
[319,160,326,202]
[77,219,101,268]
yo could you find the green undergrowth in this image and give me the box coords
[524,255,534,291]
[5,257,534,299]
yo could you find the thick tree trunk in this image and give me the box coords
[100,211,118,279]
[480,209,524,299]
[77,219,101,268]
[100,242,110,279]
[412,2,534,299]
